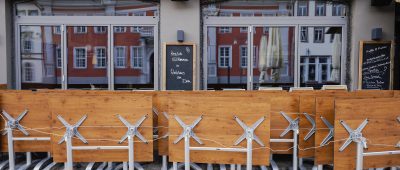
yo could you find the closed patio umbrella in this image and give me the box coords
[258,35,268,83]
[266,27,283,82]
[330,34,341,82]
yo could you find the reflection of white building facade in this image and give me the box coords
[19,4,44,84]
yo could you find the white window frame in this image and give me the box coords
[314,27,324,43]
[94,46,107,68]
[332,4,346,16]
[94,26,107,34]
[114,46,126,68]
[297,1,308,16]
[240,45,247,68]
[114,26,127,33]
[73,47,87,69]
[218,46,232,68]
[219,27,232,33]
[300,56,332,83]
[23,39,32,53]
[23,62,34,82]
[74,26,87,34]
[240,27,248,33]
[315,2,326,16]
[131,26,142,33]
[56,47,62,68]
[131,46,144,69]
[54,26,61,34]
[300,26,308,42]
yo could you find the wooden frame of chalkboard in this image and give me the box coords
[358,40,394,90]
[162,42,197,90]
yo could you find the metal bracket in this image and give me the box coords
[320,116,334,146]
[280,111,299,137]
[173,115,203,145]
[303,112,315,141]
[339,119,369,152]
[397,116,400,148]
[1,110,29,136]
[57,114,88,144]
[118,114,148,144]
[233,116,265,147]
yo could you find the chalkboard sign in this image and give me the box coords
[359,41,394,90]
[163,43,196,90]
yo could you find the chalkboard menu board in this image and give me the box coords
[359,41,393,90]
[163,43,196,90]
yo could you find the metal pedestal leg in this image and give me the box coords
[161,155,168,170]
[7,128,15,170]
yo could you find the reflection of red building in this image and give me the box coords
[19,1,158,89]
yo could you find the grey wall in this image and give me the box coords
[0,0,12,88]
[160,0,200,90]
[350,0,395,90]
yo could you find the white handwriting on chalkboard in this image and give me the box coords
[170,69,186,75]
[182,79,191,84]
[172,57,189,62]
[170,50,183,57]
[366,46,387,54]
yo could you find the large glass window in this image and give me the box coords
[299,26,342,88]
[67,26,108,89]
[114,26,155,90]
[20,25,62,89]
[207,27,249,90]
[253,27,295,89]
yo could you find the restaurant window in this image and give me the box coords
[74,47,87,69]
[94,26,107,34]
[24,62,34,82]
[297,1,308,16]
[314,27,324,43]
[332,3,346,16]
[301,27,308,42]
[299,26,342,88]
[315,2,326,16]
[114,46,126,68]
[219,46,231,68]
[131,46,143,68]
[74,26,87,34]
[94,47,107,68]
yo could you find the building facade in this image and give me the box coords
[0,0,397,90]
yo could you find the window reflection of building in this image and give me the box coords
[204,1,345,89]
[17,0,157,90]
[297,1,308,16]
[24,63,34,82]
